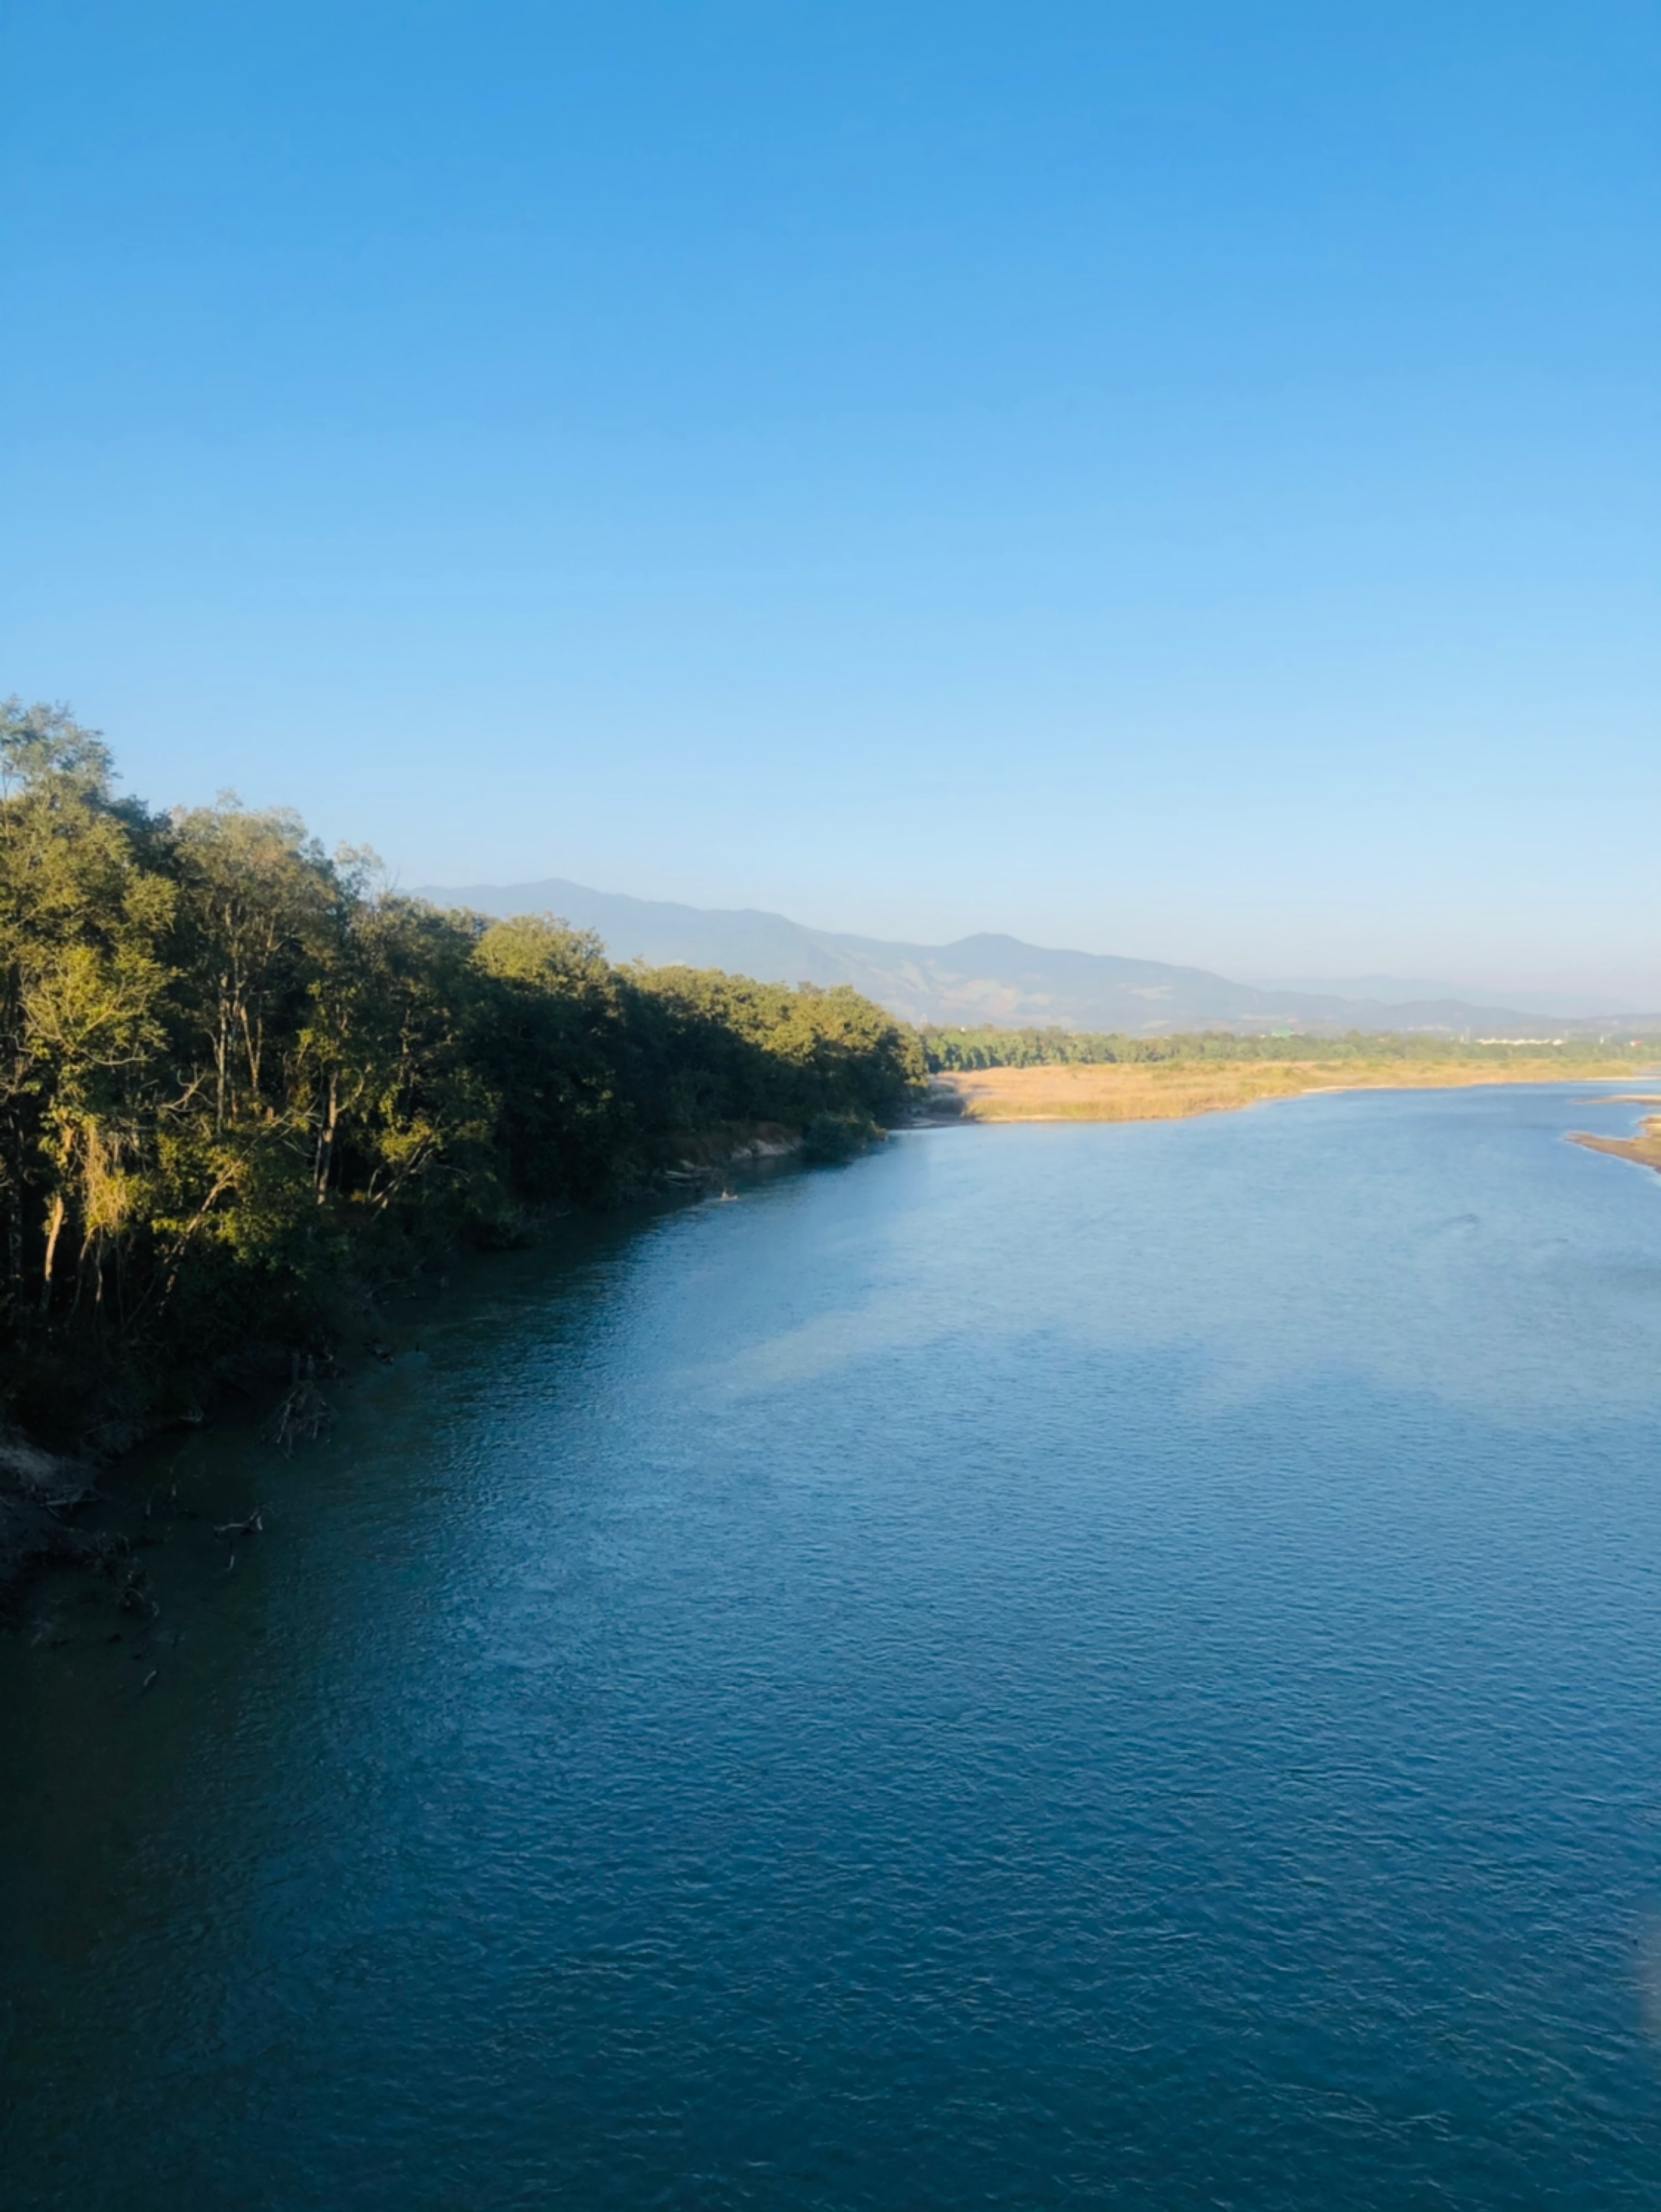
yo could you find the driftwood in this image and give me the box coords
[116,1563,159,1617]
[39,1485,96,1516]
[266,1354,332,1452]
[213,1509,264,1538]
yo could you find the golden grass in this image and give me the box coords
[936,1057,1647,1126]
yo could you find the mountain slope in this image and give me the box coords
[421,877,1653,1038]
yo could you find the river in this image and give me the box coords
[4,1083,1661,2209]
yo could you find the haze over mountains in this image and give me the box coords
[424,877,1659,1040]
[1247,977,1642,1020]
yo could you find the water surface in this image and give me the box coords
[5,1084,1661,2208]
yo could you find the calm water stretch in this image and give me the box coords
[5,1084,1661,2209]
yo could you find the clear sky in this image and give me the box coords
[3,1,1657,999]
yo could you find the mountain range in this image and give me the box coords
[419,877,1659,1040]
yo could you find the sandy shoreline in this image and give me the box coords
[1568,1115,1661,1177]
[933,1059,1659,1128]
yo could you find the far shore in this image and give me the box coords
[933,1058,1659,1128]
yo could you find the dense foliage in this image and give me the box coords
[920,1024,1650,1072]
[0,702,923,1439]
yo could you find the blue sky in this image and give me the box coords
[3,1,1657,997]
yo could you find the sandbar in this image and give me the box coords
[1569,1117,1661,1177]
[934,1057,1654,1127]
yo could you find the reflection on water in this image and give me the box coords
[3,1084,1661,2210]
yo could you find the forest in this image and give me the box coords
[0,701,924,1450]
[919,1023,1650,1072]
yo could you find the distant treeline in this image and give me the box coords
[920,1024,1648,1072]
[0,702,923,1442]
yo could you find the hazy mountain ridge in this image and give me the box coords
[1251,975,1639,1019]
[421,877,1659,1038]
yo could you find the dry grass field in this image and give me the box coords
[935,1058,1652,1126]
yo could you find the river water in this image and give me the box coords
[4,1084,1661,2209]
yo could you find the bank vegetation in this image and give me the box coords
[0,700,923,1471]
[920,1024,1656,1074]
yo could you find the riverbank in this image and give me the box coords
[0,708,927,1482]
[0,1114,887,1614]
[934,1056,1654,1124]
[1569,1104,1661,1177]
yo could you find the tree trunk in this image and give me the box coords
[315,1070,339,1202]
[40,1188,65,1313]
